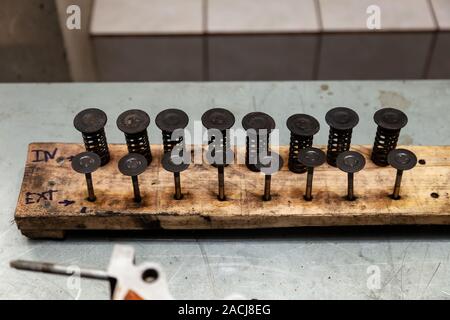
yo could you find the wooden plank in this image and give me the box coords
[15,143,450,239]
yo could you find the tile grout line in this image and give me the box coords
[426,0,439,30]
[202,0,209,81]
[314,0,324,31]
[422,0,440,78]
[313,0,323,80]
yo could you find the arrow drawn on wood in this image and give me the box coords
[58,200,75,206]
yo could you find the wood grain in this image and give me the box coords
[15,143,450,239]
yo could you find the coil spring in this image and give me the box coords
[162,130,184,154]
[288,133,313,173]
[82,129,110,166]
[371,127,400,166]
[208,129,229,166]
[246,132,269,172]
[125,131,152,165]
[326,127,352,167]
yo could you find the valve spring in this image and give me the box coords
[327,127,352,167]
[201,108,234,161]
[208,129,230,165]
[162,130,184,154]
[124,131,152,165]
[82,128,110,166]
[246,133,270,172]
[371,127,400,166]
[288,133,313,173]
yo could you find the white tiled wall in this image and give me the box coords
[428,0,450,78]
[93,36,204,81]
[89,0,450,81]
[319,0,436,31]
[318,33,434,80]
[91,0,204,35]
[208,35,319,80]
[428,33,450,78]
[431,0,450,30]
[207,0,320,33]
[317,0,439,79]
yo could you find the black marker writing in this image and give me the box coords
[32,148,58,163]
[25,190,58,204]
[58,199,75,207]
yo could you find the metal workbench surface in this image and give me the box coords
[0,81,449,299]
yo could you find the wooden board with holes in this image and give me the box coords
[14,143,450,239]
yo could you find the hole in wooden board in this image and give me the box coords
[431,192,439,199]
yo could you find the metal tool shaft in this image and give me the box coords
[85,172,96,202]
[218,165,225,201]
[263,175,271,201]
[174,172,182,200]
[347,172,355,201]
[132,175,141,203]
[392,169,403,200]
[304,167,314,201]
[10,260,109,281]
